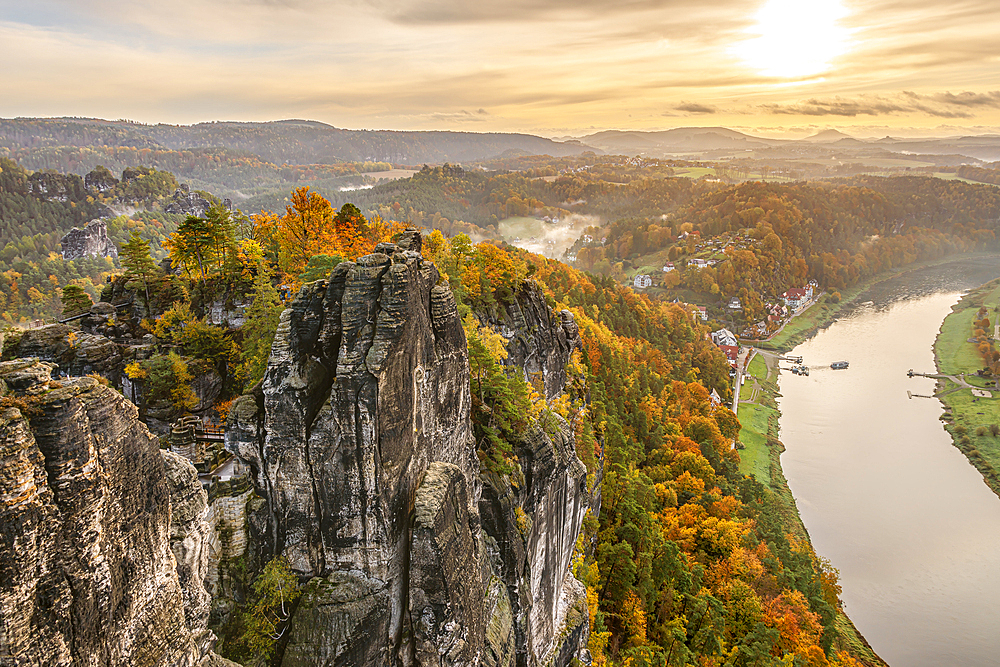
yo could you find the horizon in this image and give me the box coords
[2,1,1000,139]
[7,115,1000,143]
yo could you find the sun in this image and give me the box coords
[731,0,852,79]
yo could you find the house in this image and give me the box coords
[688,258,708,268]
[728,296,742,310]
[582,234,594,243]
[694,305,708,321]
[709,388,722,407]
[662,262,675,272]
[781,286,814,311]
[633,274,652,289]
[712,328,738,348]
[720,345,739,374]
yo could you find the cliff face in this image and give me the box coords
[60,219,118,261]
[229,231,594,666]
[0,359,233,667]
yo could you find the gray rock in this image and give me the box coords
[164,184,213,217]
[228,239,595,666]
[60,219,118,260]
[0,359,230,666]
[409,462,485,666]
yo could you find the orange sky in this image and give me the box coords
[2,0,999,137]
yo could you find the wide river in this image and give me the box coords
[777,257,1000,667]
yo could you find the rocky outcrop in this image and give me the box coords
[165,185,213,217]
[229,230,594,666]
[478,283,582,401]
[9,323,128,385]
[0,358,234,666]
[60,219,118,261]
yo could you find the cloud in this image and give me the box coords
[426,109,491,122]
[674,102,716,114]
[923,91,1000,108]
[758,92,1000,119]
[382,0,740,24]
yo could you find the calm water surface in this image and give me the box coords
[777,258,1000,667]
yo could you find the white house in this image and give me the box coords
[688,258,708,268]
[662,262,675,272]
[728,297,742,310]
[712,328,738,348]
[634,274,652,289]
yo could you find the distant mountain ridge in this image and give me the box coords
[0,117,596,165]
[576,126,1000,163]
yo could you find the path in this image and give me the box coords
[908,370,995,398]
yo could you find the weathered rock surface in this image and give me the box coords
[229,231,594,666]
[477,283,582,401]
[164,184,212,217]
[60,219,118,261]
[10,324,127,384]
[0,358,234,666]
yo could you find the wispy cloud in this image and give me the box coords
[759,92,1000,119]
[675,102,717,114]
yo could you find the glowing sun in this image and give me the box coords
[731,0,852,79]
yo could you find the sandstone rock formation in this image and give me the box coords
[229,230,594,666]
[165,185,213,217]
[60,219,118,261]
[0,358,234,666]
[9,323,126,384]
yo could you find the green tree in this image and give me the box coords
[120,231,160,313]
[60,284,93,318]
[219,556,301,663]
[239,261,284,389]
[298,253,345,283]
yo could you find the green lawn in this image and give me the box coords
[935,308,980,376]
[934,279,1000,497]
[737,402,775,485]
[746,354,768,382]
[672,167,716,179]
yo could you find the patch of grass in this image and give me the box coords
[672,167,717,179]
[737,402,775,486]
[746,353,768,382]
[935,306,985,376]
[935,278,1000,497]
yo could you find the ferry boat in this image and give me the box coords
[831,361,849,370]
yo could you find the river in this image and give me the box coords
[776,257,1000,667]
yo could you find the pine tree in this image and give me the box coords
[239,260,284,389]
[60,284,92,318]
[120,231,160,314]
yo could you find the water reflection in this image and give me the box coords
[777,257,1000,667]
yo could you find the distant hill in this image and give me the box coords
[0,118,596,166]
[803,129,855,143]
[580,127,784,154]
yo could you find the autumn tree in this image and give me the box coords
[276,186,336,277]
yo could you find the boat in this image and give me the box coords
[831,361,849,370]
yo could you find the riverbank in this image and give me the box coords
[933,277,1000,499]
[737,352,887,666]
[757,252,1000,353]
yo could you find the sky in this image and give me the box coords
[2,0,1000,138]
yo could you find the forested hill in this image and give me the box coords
[0,118,595,166]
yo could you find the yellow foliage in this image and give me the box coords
[124,361,147,380]
[621,591,648,647]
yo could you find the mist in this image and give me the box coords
[498,213,600,260]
